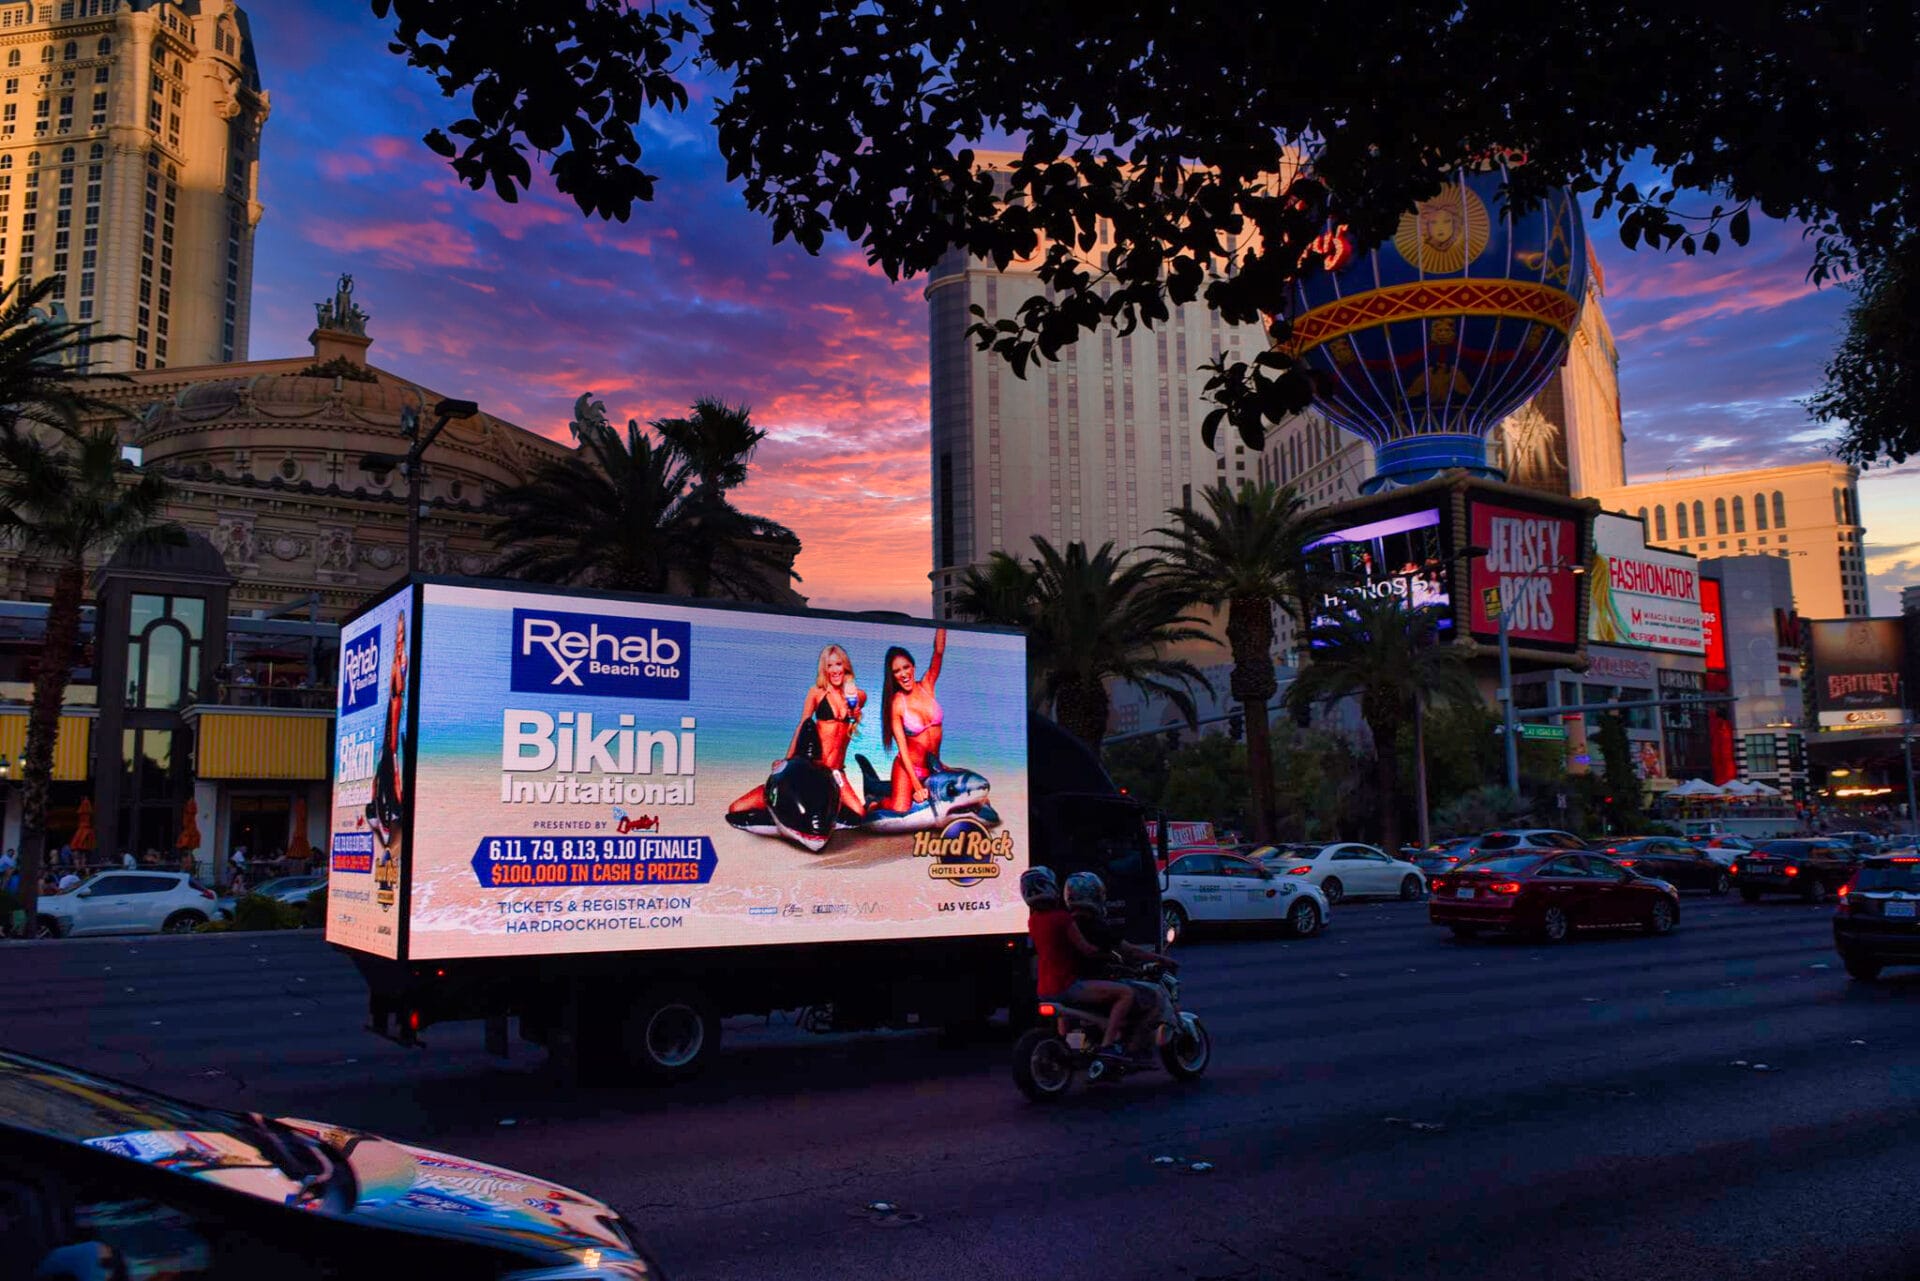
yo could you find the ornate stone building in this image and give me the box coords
[0,275,571,620]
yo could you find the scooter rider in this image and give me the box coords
[1062,871,1178,1059]
[1024,867,1134,1061]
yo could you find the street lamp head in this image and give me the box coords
[434,398,480,421]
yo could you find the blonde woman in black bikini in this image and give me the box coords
[728,644,867,819]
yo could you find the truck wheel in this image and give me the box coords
[1012,1027,1074,1102]
[622,987,719,1082]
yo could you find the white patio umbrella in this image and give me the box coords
[1667,778,1726,798]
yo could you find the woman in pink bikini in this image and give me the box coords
[879,628,946,812]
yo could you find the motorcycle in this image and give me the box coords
[1012,962,1211,1102]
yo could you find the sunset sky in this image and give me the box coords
[250,5,1918,617]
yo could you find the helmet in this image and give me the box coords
[1063,871,1106,911]
[1019,866,1060,908]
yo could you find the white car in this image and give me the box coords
[1161,850,1329,944]
[1258,842,1428,905]
[40,871,219,938]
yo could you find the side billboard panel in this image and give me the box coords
[326,586,412,958]
[1587,512,1703,654]
[404,584,1031,960]
[1809,618,1909,730]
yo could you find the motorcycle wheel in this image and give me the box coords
[1160,1014,1212,1080]
[1012,1027,1076,1103]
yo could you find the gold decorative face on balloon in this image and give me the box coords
[1394,187,1491,274]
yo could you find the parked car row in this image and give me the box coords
[1159,842,1431,945]
[29,870,325,939]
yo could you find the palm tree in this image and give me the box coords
[1284,597,1478,856]
[650,397,797,597]
[490,400,795,600]
[949,550,1038,629]
[1152,480,1322,842]
[0,281,175,929]
[950,537,1212,749]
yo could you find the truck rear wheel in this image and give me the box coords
[621,986,719,1082]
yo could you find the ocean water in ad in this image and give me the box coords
[403,584,1030,960]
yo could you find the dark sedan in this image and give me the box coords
[1833,855,1920,980]
[1429,851,1681,942]
[1414,836,1480,877]
[0,1050,660,1279]
[1597,838,1732,895]
[1733,839,1858,902]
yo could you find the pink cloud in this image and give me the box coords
[308,218,483,271]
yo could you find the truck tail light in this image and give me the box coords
[1037,1003,1057,1017]
[1784,866,1799,877]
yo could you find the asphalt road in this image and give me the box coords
[6,895,1920,1281]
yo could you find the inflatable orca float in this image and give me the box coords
[725,720,843,853]
[851,754,1000,834]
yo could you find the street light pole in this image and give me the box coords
[1903,724,1918,842]
[1498,604,1519,794]
[371,398,479,576]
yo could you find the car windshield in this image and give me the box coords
[1260,845,1319,861]
[251,877,312,897]
[1457,854,1541,874]
[1853,862,1920,892]
[1477,834,1520,850]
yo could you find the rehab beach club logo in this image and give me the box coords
[340,627,382,714]
[913,815,1016,886]
[509,608,691,700]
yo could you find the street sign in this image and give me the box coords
[1556,792,1568,811]
[1481,586,1502,622]
[1520,723,1569,742]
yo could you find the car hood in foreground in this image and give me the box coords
[277,1118,650,1273]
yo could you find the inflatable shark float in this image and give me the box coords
[850,755,1000,835]
[725,723,1000,853]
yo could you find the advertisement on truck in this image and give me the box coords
[328,582,1033,961]
[327,588,412,959]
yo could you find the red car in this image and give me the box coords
[1429,851,1682,942]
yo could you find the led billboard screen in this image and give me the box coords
[1808,618,1909,731]
[1467,501,1581,648]
[357,583,1031,961]
[1587,513,1703,654]
[1306,507,1451,636]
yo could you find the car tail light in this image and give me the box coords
[197,886,215,900]
[1605,847,1619,855]
[1617,859,1636,868]
[1037,1003,1057,1017]
[1784,865,1799,877]
[1489,882,1522,895]
[407,1010,422,1033]
[1893,857,1920,864]
[1728,864,1738,874]
[1287,865,1312,875]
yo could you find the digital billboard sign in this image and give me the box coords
[363,583,1031,961]
[1305,507,1451,636]
[1587,513,1703,654]
[326,586,411,959]
[1467,501,1581,648]
[1809,618,1909,731]
[1700,578,1728,673]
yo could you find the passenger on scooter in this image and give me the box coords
[1062,871,1178,1060]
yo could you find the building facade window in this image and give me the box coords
[1675,503,1688,538]
[1753,493,1768,530]
[1714,497,1728,535]
[1654,505,1667,540]
[1772,491,1786,528]
[1732,495,1745,532]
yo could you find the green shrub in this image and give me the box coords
[194,918,233,933]
[232,894,304,932]
[300,887,327,928]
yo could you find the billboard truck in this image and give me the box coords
[329,578,1162,1082]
